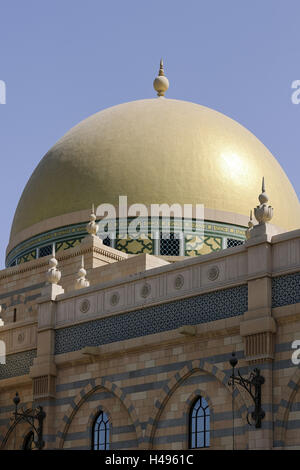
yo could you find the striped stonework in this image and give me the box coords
[1,226,300,449]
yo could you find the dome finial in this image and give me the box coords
[159,58,165,76]
[153,59,169,97]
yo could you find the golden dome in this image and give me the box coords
[10,98,300,242]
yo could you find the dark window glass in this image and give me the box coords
[189,396,210,448]
[92,411,110,450]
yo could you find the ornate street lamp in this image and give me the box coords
[12,392,46,450]
[228,353,265,449]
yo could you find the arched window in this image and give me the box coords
[92,410,110,450]
[22,431,34,450]
[189,396,210,449]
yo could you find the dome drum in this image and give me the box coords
[6,218,246,267]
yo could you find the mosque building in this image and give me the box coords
[0,62,300,450]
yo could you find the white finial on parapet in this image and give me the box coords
[0,305,3,326]
[86,204,99,237]
[254,177,273,225]
[245,210,254,240]
[46,245,62,285]
[75,256,90,290]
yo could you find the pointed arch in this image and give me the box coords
[274,365,300,447]
[143,359,248,449]
[55,376,143,449]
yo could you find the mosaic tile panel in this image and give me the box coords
[55,285,248,355]
[185,236,222,256]
[272,272,300,308]
[56,238,82,253]
[17,250,37,264]
[0,349,37,380]
[116,236,153,254]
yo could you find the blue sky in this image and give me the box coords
[1,0,300,267]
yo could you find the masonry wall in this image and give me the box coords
[1,229,300,450]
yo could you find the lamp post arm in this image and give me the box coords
[229,367,265,428]
[14,412,35,430]
[12,405,46,450]
[234,370,256,401]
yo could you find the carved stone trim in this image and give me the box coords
[79,299,90,314]
[110,292,120,306]
[208,265,219,281]
[33,375,56,400]
[174,274,184,290]
[244,331,275,364]
[141,283,151,298]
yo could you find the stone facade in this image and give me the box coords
[1,228,300,450]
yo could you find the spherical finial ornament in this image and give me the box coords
[75,256,90,290]
[153,59,169,97]
[13,392,20,407]
[86,204,99,236]
[229,352,238,368]
[46,245,62,285]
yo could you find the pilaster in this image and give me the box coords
[29,283,64,448]
[242,221,278,449]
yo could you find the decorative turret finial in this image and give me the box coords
[254,177,273,225]
[153,59,169,97]
[86,204,99,237]
[75,256,90,290]
[46,245,62,285]
[246,210,254,240]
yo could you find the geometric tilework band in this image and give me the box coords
[0,349,37,380]
[272,272,300,308]
[55,285,248,355]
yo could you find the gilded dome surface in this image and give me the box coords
[10,98,300,240]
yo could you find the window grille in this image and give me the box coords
[226,238,244,248]
[39,244,53,257]
[160,232,180,256]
